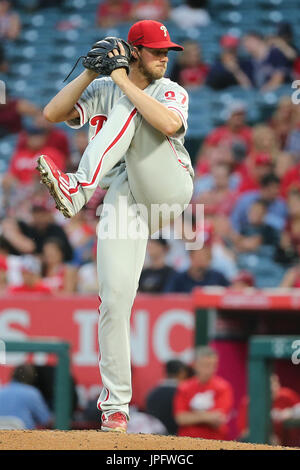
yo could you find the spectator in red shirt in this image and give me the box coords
[196,101,252,175]
[96,0,132,28]
[280,162,300,198]
[170,41,209,89]
[174,346,234,439]
[237,374,300,446]
[205,101,252,151]
[2,124,66,191]
[16,114,70,162]
[210,102,251,150]
[8,255,51,294]
[236,153,274,193]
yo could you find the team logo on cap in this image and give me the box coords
[160,25,167,37]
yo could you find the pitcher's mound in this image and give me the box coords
[0,430,293,450]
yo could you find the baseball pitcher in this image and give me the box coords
[37,20,194,432]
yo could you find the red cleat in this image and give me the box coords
[101,411,128,432]
[37,155,75,218]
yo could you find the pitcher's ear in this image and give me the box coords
[132,46,140,59]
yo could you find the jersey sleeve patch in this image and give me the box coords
[160,85,189,137]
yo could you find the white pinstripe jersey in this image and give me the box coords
[66,76,194,183]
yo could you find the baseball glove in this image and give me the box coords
[82,37,133,76]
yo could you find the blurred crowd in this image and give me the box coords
[1,0,300,295]
[1,0,300,445]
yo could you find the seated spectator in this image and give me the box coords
[17,114,70,163]
[164,244,230,293]
[230,271,255,290]
[131,0,169,22]
[174,346,233,439]
[41,238,77,294]
[146,360,191,435]
[242,31,292,92]
[269,96,295,150]
[274,152,294,182]
[206,35,252,90]
[280,162,300,198]
[231,173,287,233]
[0,0,21,41]
[170,0,210,30]
[233,199,279,254]
[192,162,238,216]
[0,364,51,430]
[271,374,300,446]
[196,101,252,175]
[236,153,274,194]
[193,148,239,195]
[2,124,66,193]
[0,201,73,260]
[139,238,175,293]
[237,374,300,446]
[169,41,209,89]
[251,124,279,161]
[0,94,40,138]
[268,22,299,78]
[96,0,132,28]
[276,189,300,266]
[7,255,51,294]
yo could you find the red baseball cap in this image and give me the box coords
[254,153,272,166]
[128,20,184,51]
[220,34,239,49]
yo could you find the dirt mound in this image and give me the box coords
[0,430,293,450]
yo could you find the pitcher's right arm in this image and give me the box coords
[43,70,99,123]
